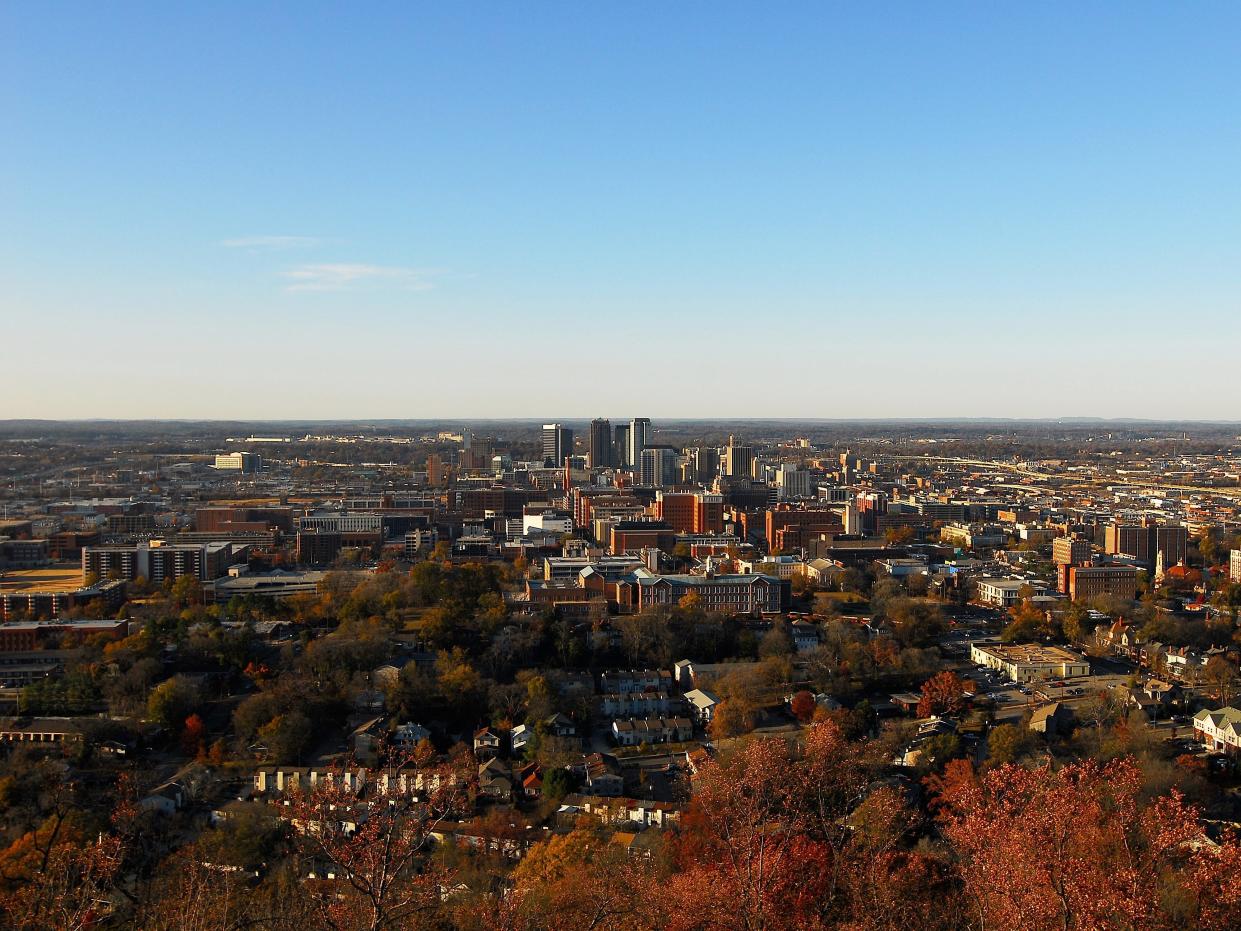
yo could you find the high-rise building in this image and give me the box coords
[1052,536,1092,567]
[629,418,651,468]
[614,424,631,467]
[1105,520,1187,570]
[684,446,720,483]
[639,446,677,487]
[656,491,726,534]
[1230,549,1241,584]
[776,464,812,500]
[588,418,613,469]
[426,453,447,486]
[542,423,574,466]
[722,435,753,478]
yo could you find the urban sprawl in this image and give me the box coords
[2,418,1241,929]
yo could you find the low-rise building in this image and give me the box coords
[976,578,1044,608]
[1068,565,1138,601]
[611,716,693,746]
[971,642,1091,682]
[1194,706,1241,754]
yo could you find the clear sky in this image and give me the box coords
[3,3,1240,420]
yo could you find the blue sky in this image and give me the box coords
[3,3,1240,420]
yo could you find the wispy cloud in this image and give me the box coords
[282,263,437,293]
[222,235,322,250]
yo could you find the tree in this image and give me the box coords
[257,711,313,764]
[1002,598,1048,642]
[758,620,794,658]
[917,671,966,719]
[656,720,960,931]
[708,699,755,739]
[540,767,576,802]
[885,525,916,545]
[987,722,1036,765]
[1204,655,1237,704]
[509,824,652,930]
[232,691,280,748]
[170,574,203,608]
[790,690,817,723]
[181,713,206,758]
[936,757,1241,930]
[146,675,201,730]
[287,754,470,931]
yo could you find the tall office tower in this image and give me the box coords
[639,446,677,487]
[843,501,862,535]
[588,418,613,469]
[628,418,651,468]
[426,453,446,486]
[614,424,632,467]
[776,463,812,499]
[722,435,753,478]
[685,446,720,483]
[542,423,574,466]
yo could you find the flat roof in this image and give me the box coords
[973,642,1086,666]
[0,568,87,593]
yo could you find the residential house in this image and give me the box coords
[517,762,542,798]
[253,766,367,797]
[600,691,678,717]
[392,722,432,750]
[140,781,187,816]
[683,688,721,724]
[510,723,533,754]
[612,716,693,746]
[561,792,683,829]
[474,726,504,760]
[599,669,673,694]
[1028,702,1074,736]
[1194,706,1241,754]
[573,753,624,797]
[790,619,821,653]
[477,758,513,801]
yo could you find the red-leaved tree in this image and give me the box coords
[917,671,966,719]
[934,756,1241,930]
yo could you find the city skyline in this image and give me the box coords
[5,3,1240,419]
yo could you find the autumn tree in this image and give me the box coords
[917,670,966,719]
[286,753,471,931]
[508,823,655,930]
[789,689,817,723]
[935,756,1241,930]
[0,769,129,931]
[146,675,201,730]
[181,713,206,758]
[986,722,1036,766]
[658,720,959,931]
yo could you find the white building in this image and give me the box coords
[523,511,574,536]
[776,465,812,500]
[1231,550,1241,584]
[975,577,1045,608]
[971,643,1091,683]
[214,452,261,472]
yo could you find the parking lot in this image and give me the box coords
[965,666,1133,724]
